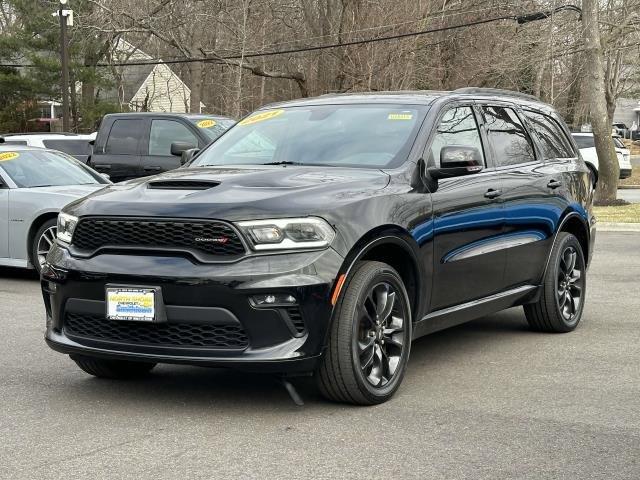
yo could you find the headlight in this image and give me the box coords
[237,217,335,251]
[57,212,78,243]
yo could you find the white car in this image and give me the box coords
[0,132,96,164]
[572,132,632,179]
[0,145,109,273]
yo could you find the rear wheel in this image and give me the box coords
[524,232,586,333]
[316,261,412,405]
[31,218,57,275]
[71,355,157,379]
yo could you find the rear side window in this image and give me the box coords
[105,119,144,155]
[1,140,27,146]
[149,120,198,156]
[42,139,91,156]
[481,106,536,166]
[572,135,594,149]
[523,111,574,159]
[429,106,485,166]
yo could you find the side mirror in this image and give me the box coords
[171,141,196,157]
[428,145,484,180]
[100,173,111,181]
[180,148,200,166]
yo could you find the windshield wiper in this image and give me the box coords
[261,161,306,166]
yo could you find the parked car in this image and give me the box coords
[0,145,110,273]
[612,122,629,138]
[89,113,235,182]
[0,132,96,163]
[43,89,595,405]
[572,132,633,179]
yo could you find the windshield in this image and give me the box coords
[188,117,236,141]
[190,105,427,169]
[0,150,103,188]
[613,137,625,149]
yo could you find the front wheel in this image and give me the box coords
[316,261,412,405]
[524,232,586,333]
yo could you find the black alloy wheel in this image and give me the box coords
[524,232,586,333]
[317,261,412,405]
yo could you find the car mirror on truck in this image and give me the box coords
[171,141,197,157]
[180,148,200,166]
[428,145,484,180]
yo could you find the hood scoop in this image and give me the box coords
[147,180,220,190]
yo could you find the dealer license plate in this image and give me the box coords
[106,287,156,322]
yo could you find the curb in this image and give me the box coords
[598,222,640,232]
[618,185,640,190]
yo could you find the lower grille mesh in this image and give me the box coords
[64,313,248,349]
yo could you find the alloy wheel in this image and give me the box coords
[556,246,584,322]
[37,226,57,268]
[355,281,407,388]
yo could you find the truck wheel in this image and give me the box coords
[524,232,586,333]
[71,355,157,379]
[316,261,412,405]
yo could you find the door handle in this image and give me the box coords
[547,180,562,189]
[484,188,502,199]
[94,164,111,170]
[144,166,162,172]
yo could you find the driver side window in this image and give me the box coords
[430,106,485,167]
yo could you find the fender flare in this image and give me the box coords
[540,211,590,282]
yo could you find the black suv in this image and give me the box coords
[89,112,235,182]
[43,89,596,405]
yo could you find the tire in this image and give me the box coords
[31,218,57,275]
[524,232,586,333]
[316,261,412,405]
[71,355,157,379]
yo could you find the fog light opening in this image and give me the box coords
[251,294,298,307]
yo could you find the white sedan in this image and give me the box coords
[0,146,109,273]
[572,132,632,179]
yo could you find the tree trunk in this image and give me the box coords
[188,61,203,113]
[582,0,619,204]
[564,53,582,129]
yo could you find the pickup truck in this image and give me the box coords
[89,113,235,182]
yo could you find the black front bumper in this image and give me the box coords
[43,244,344,373]
[619,168,633,179]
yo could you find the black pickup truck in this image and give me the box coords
[89,113,235,182]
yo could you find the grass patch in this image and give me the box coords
[594,203,640,223]
[619,167,640,187]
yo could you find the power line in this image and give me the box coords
[0,5,582,69]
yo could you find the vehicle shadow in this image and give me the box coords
[0,266,39,281]
[58,308,534,411]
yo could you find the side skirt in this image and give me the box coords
[413,285,539,338]
[0,257,29,269]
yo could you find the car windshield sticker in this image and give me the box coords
[239,109,285,126]
[388,113,414,120]
[196,119,217,128]
[0,152,19,162]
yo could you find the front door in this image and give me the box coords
[428,104,506,311]
[141,118,200,177]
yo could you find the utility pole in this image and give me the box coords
[57,0,70,131]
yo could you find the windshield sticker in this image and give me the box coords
[239,109,285,126]
[196,119,217,129]
[388,113,414,121]
[0,152,19,162]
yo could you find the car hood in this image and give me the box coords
[66,166,391,221]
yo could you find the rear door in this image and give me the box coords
[484,105,571,288]
[140,118,200,177]
[428,103,506,311]
[91,118,145,182]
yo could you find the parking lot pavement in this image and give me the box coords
[1,232,639,480]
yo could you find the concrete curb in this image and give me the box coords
[618,185,640,190]
[598,222,640,232]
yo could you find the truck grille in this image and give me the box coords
[71,218,246,259]
[64,313,249,349]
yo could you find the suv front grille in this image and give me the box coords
[71,218,246,260]
[64,313,249,349]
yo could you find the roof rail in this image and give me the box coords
[0,132,80,137]
[453,87,540,102]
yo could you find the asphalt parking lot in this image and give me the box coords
[1,232,639,479]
